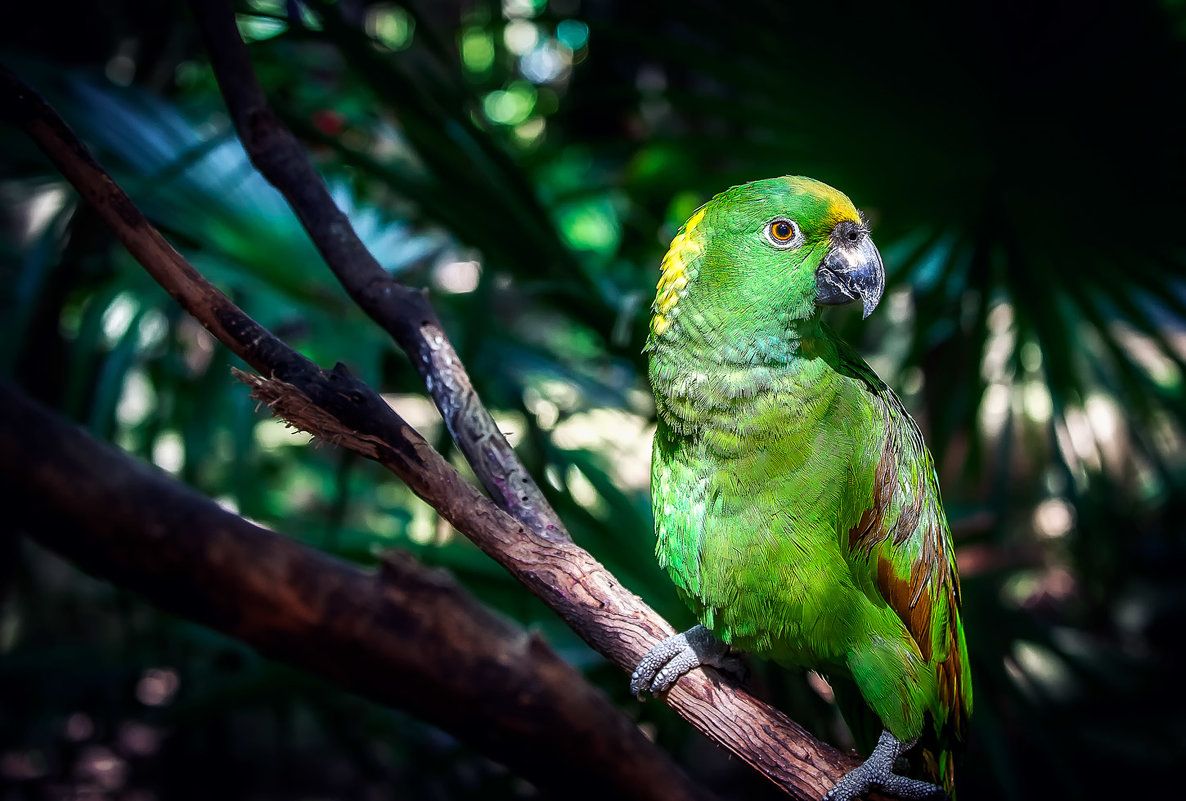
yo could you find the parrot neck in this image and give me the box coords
[650,315,827,371]
[648,316,839,433]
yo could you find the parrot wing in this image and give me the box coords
[836,336,972,775]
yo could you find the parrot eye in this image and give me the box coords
[764,218,803,249]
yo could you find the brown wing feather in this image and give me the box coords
[839,340,971,749]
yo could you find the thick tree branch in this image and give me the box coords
[0,64,862,799]
[0,383,712,801]
[189,0,564,543]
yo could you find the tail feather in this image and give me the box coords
[922,746,957,799]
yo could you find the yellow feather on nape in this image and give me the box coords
[651,206,706,337]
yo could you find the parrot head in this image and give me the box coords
[650,176,884,358]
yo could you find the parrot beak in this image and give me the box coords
[815,221,885,319]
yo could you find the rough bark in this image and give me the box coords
[0,383,713,801]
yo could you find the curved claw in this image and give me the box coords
[823,730,947,801]
[629,624,743,697]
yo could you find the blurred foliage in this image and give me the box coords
[2,0,1186,798]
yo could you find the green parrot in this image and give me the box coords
[631,176,971,800]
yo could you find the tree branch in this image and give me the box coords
[0,382,712,801]
[0,63,862,799]
[189,0,564,543]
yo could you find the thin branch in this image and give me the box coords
[0,382,713,801]
[0,64,862,799]
[189,0,564,543]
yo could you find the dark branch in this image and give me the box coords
[0,63,863,799]
[188,0,564,543]
[0,383,713,801]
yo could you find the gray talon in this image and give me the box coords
[630,625,739,696]
[823,730,947,801]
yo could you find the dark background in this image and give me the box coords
[2,0,1185,798]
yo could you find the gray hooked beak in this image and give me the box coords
[815,220,885,319]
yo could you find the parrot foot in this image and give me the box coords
[823,730,947,801]
[629,624,743,696]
